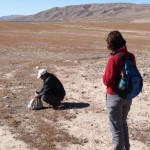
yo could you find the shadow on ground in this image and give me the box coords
[60,102,90,110]
[34,102,90,110]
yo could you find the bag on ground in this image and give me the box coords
[117,53,143,99]
[28,97,43,110]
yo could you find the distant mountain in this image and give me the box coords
[0,15,24,20]
[11,3,150,22]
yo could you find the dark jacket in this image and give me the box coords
[103,47,136,94]
[39,73,66,99]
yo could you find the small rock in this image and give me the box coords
[82,138,89,143]
[3,96,9,99]
[74,60,79,63]
[36,66,39,69]
[6,105,10,108]
[18,82,22,86]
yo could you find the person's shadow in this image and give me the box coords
[59,102,90,110]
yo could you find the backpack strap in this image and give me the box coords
[127,53,134,62]
[116,52,133,62]
[115,52,126,62]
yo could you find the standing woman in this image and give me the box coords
[103,31,136,150]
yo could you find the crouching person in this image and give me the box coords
[35,69,66,109]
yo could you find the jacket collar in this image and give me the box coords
[110,47,128,56]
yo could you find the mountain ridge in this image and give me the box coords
[5,3,150,22]
[0,15,24,20]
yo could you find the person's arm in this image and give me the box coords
[34,85,44,98]
[103,57,117,87]
[38,87,44,93]
[39,77,53,96]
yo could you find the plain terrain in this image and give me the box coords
[0,21,150,150]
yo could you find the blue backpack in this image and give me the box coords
[116,53,143,99]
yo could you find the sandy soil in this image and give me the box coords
[0,21,150,150]
[0,126,32,150]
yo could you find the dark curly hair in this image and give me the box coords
[106,31,126,51]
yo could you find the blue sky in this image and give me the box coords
[0,0,150,17]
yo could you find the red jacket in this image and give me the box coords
[103,47,136,94]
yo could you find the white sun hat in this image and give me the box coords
[37,69,47,78]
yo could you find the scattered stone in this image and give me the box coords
[74,60,79,63]
[6,105,10,108]
[36,66,39,69]
[102,108,106,111]
[18,82,22,86]
[65,60,71,62]
[3,96,9,99]
[82,138,89,143]
[81,74,87,78]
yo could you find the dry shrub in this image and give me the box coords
[130,125,150,147]
[13,109,81,150]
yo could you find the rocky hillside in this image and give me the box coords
[0,15,24,21]
[13,3,150,22]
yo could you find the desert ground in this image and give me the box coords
[0,21,150,150]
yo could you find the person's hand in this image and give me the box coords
[102,68,106,75]
[35,90,39,94]
[34,94,41,98]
